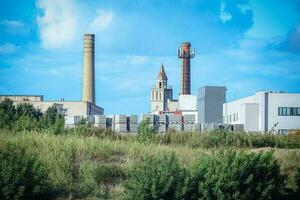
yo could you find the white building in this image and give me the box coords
[223,91,300,133]
[178,95,198,123]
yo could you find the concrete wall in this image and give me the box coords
[223,91,300,133]
[198,86,226,123]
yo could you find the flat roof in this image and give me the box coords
[0,94,43,97]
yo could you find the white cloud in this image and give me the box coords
[36,0,78,49]
[1,20,29,35]
[0,43,19,54]
[87,10,114,33]
[128,55,149,65]
[1,20,25,28]
[219,2,232,23]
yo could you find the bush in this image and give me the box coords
[0,144,50,200]
[138,118,155,143]
[193,150,286,200]
[124,153,192,200]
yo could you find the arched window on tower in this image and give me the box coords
[156,91,158,100]
[159,82,162,88]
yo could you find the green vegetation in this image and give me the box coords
[1,99,300,199]
[0,129,300,199]
[0,99,64,133]
[124,153,192,200]
[0,144,51,200]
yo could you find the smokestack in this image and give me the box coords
[177,42,195,95]
[82,34,95,104]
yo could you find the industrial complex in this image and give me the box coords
[1,34,299,134]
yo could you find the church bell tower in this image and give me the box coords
[150,64,173,113]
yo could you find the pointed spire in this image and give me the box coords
[157,63,168,80]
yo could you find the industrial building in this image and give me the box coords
[2,37,299,134]
[0,34,104,117]
[223,91,300,133]
[198,86,226,124]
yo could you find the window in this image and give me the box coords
[278,129,291,134]
[159,93,161,100]
[278,107,300,116]
[283,107,287,115]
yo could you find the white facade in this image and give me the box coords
[179,95,198,123]
[223,91,300,133]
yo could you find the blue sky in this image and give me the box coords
[0,0,300,114]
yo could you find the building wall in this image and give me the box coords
[151,88,173,113]
[12,101,103,116]
[268,93,300,132]
[223,91,300,133]
[244,103,260,131]
[179,95,198,123]
[167,99,179,112]
[0,95,43,102]
[198,86,226,123]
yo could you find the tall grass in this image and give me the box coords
[0,129,299,199]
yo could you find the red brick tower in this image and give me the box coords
[177,42,195,95]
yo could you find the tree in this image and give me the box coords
[0,99,16,129]
[16,103,42,121]
[40,106,61,129]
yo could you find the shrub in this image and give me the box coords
[193,150,286,200]
[0,144,50,200]
[138,118,155,143]
[124,153,192,200]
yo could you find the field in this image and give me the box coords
[1,128,300,199]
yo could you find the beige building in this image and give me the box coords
[150,64,173,113]
[0,95,43,102]
[0,95,103,116]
